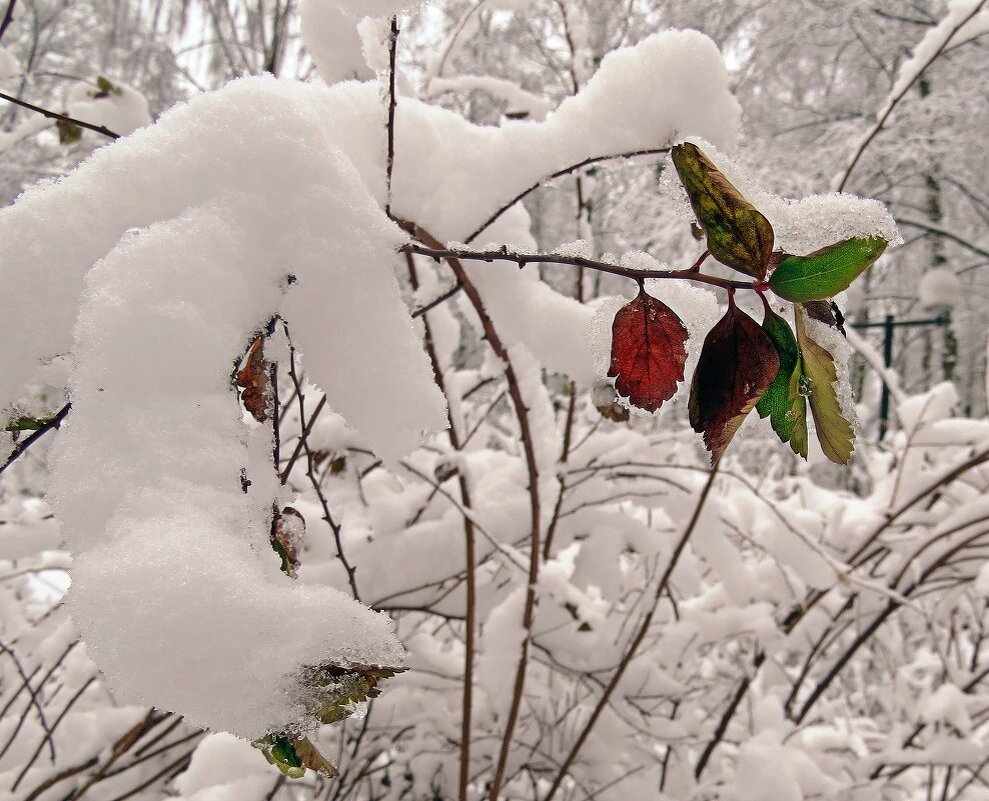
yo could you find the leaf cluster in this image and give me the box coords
[608,143,890,463]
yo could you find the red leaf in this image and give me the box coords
[608,289,689,412]
[688,299,780,462]
[236,336,269,422]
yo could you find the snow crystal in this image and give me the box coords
[619,249,661,272]
[551,239,593,259]
[918,267,961,308]
[66,77,152,136]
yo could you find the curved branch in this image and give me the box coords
[543,464,720,801]
[404,222,541,801]
[465,147,670,244]
[836,0,987,192]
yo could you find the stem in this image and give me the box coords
[405,224,540,801]
[384,16,399,220]
[400,243,755,293]
[0,90,119,139]
[404,252,476,801]
[465,148,670,244]
[0,0,16,43]
[1,402,72,476]
[543,463,720,801]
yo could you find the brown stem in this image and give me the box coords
[1,402,72,476]
[400,243,755,293]
[404,223,540,801]
[385,16,399,220]
[543,463,720,801]
[0,90,119,139]
[465,148,670,244]
[282,325,360,600]
[405,251,476,801]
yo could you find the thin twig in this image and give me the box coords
[0,642,55,761]
[0,91,119,139]
[0,0,16,42]
[400,243,755,293]
[282,323,360,600]
[384,15,399,220]
[465,147,670,244]
[543,463,721,801]
[836,0,987,192]
[12,676,96,791]
[411,281,462,318]
[404,251,477,801]
[1,402,72,476]
[405,223,541,801]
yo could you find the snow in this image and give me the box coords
[299,0,373,83]
[394,30,741,241]
[0,76,473,738]
[66,77,153,136]
[333,0,427,18]
[427,75,553,121]
[173,733,273,800]
[918,267,961,308]
[920,684,972,734]
[890,0,989,103]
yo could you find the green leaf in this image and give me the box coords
[253,735,338,780]
[794,307,854,464]
[769,237,887,302]
[56,119,82,145]
[756,308,808,458]
[4,416,44,432]
[671,142,775,279]
[95,75,119,97]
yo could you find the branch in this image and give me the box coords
[385,16,399,220]
[836,0,987,192]
[404,223,541,801]
[404,251,476,801]
[896,217,989,261]
[465,147,670,244]
[0,0,16,43]
[1,402,72,477]
[543,463,721,801]
[0,90,119,140]
[400,243,756,293]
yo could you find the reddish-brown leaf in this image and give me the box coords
[688,300,780,462]
[272,506,304,577]
[608,289,689,412]
[236,336,269,422]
